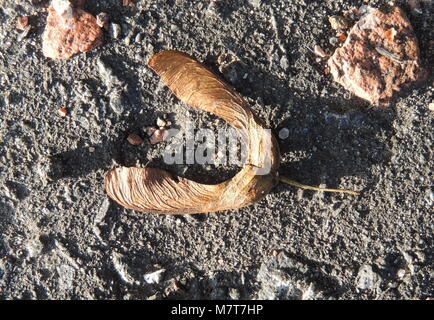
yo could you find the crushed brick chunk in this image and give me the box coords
[328,6,427,106]
[42,0,103,59]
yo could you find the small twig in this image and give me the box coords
[280,176,360,196]
[375,47,405,64]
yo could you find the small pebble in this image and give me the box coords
[58,107,68,117]
[228,288,240,300]
[336,32,347,43]
[145,127,156,136]
[149,128,169,145]
[134,32,143,43]
[156,117,167,127]
[96,12,109,30]
[16,16,29,31]
[109,23,122,39]
[280,56,289,70]
[278,128,289,140]
[397,269,406,279]
[328,15,349,30]
[127,133,143,146]
[314,45,328,58]
[329,37,339,46]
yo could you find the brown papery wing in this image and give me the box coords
[104,50,280,214]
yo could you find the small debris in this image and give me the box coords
[397,269,406,279]
[336,32,347,43]
[97,58,122,89]
[42,0,103,59]
[408,0,422,14]
[375,46,404,64]
[88,146,95,152]
[356,264,379,290]
[57,107,68,117]
[156,117,167,128]
[329,37,339,46]
[280,56,289,70]
[428,102,434,111]
[127,133,143,146]
[270,249,279,256]
[328,15,349,30]
[94,197,110,225]
[228,288,240,300]
[145,126,156,137]
[172,281,181,291]
[278,128,289,140]
[109,90,125,114]
[122,0,136,6]
[17,25,32,41]
[144,269,165,284]
[248,0,262,8]
[313,45,328,58]
[96,12,109,30]
[112,252,136,285]
[109,23,122,39]
[343,7,360,20]
[16,16,29,31]
[149,128,169,145]
[134,32,143,43]
[384,27,397,42]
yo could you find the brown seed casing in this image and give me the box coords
[104,50,280,214]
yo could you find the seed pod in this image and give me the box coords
[104,50,280,214]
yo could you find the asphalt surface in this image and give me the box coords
[0,0,432,299]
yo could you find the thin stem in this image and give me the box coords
[280,176,360,196]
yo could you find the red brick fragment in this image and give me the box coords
[58,107,68,117]
[328,6,427,106]
[42,0,103,59]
